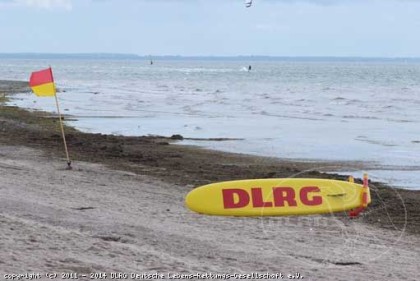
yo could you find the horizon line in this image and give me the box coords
[1,53,420,60]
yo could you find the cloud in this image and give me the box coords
[0,0,72,10]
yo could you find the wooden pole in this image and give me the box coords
[49,67,71,169]
[54,92,72,169]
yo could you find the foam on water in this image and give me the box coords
[2,58,420,189]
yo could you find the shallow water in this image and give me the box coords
[2,58,420,189]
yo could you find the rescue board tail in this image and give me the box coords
[348,173,370,218]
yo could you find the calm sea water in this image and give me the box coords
[1,58,420,189]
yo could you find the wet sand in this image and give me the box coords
[1,80,420,279]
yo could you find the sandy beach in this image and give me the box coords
[1,80,420,280]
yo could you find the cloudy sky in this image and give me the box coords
[1,0,420,57]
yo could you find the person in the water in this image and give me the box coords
[248,65,252,71]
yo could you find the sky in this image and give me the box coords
[1,0,420,57]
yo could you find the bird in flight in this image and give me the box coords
[245,0,252,8]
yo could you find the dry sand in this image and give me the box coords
[1,145,419,280]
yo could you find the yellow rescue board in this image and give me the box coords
[185,178,371,216]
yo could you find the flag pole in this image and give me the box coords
[50,67,72,169]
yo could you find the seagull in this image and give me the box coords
[245,0,252,8]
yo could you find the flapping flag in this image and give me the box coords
[29,67,72,169]
[29,67,56,97]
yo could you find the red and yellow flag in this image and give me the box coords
[29,67,56,97]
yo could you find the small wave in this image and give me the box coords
[256,111,323,121]
[355,136,397,147]
[171,67,235,73]
[255,93,271,100]
[386,118,415,123]
[383,105,397,109]
[174,85,185,91]
[342,115,379,120]
[390,98,420,103]
[332,97,362,105]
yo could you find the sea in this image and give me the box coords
[1,57,419,190]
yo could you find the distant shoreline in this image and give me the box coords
[2,53,420,62]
